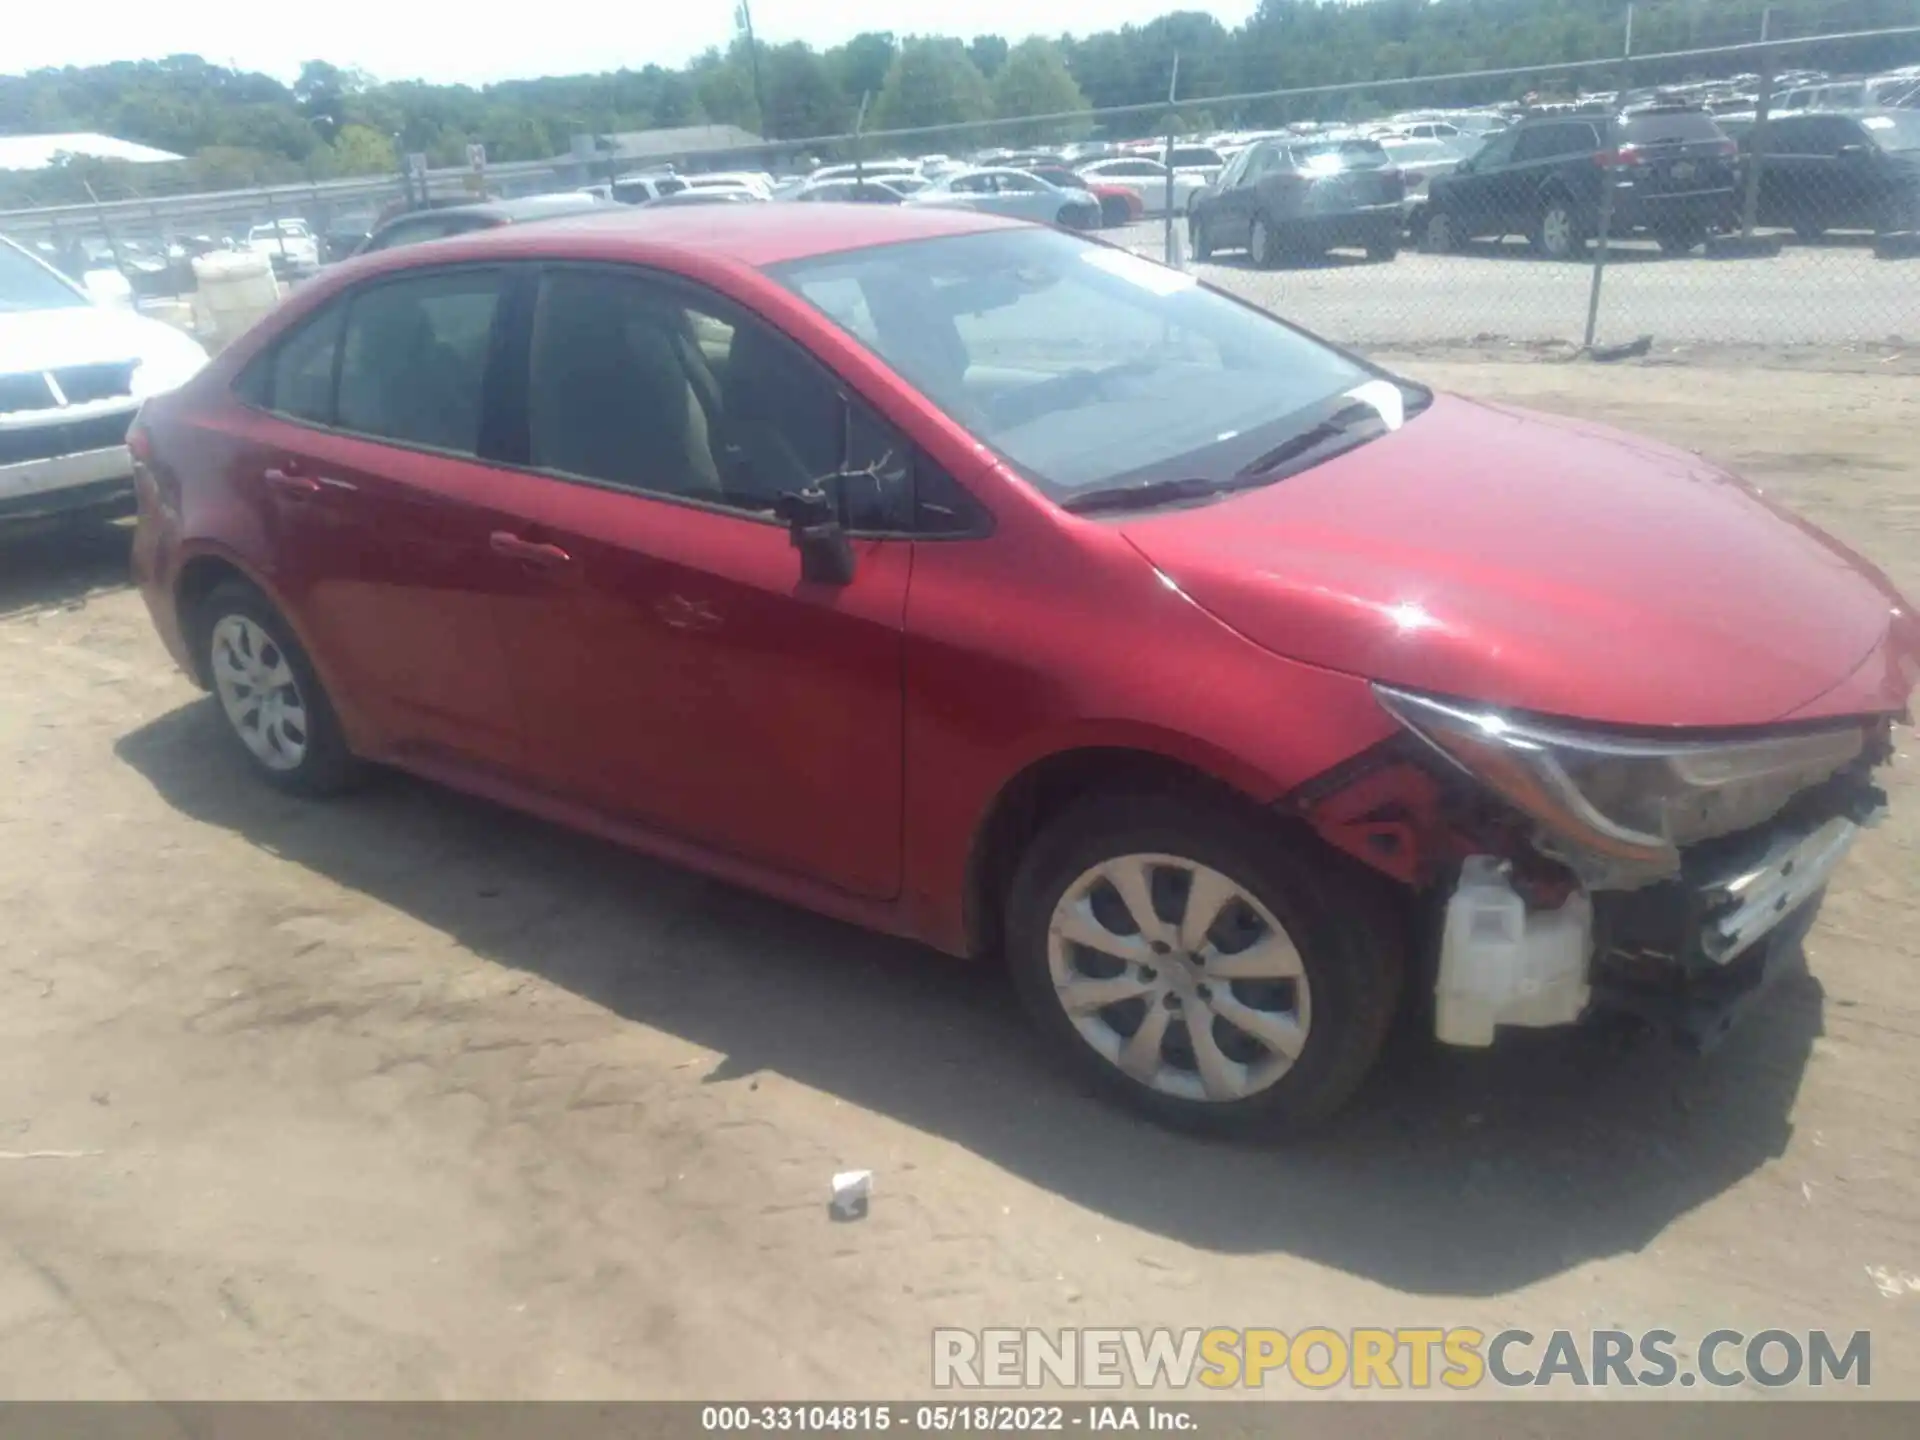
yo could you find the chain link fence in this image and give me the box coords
[3,26,1916,359]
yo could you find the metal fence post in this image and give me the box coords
[1582,153,1617,351]
[1739,52,1776,237]
[1163,52,1180,265]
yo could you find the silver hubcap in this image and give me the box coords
[1427,214,1452,250]
[1252,218,1270,263]
[210,615,309,771]
[1543,207,1573,254]
[1047,854,1311,1103]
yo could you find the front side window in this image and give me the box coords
[525,267,912,528]
[772,226,1393,502]
[336,270,502,455]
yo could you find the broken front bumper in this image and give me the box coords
[1586,775,1886,1049]
[1434,767,1886,1051]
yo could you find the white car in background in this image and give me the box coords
[907,168,1101,228]
[244,220,319,269]
[683,172,776,199]
[808,160,922,186]
[1076,155,1212,216]
[1378,135,1477,232]
[0,235,207,529]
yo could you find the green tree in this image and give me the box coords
[690,47,760,131]
[828,32,897,110]
[968,36,1010,79]
[871,38,992,135]
[327,123,395,175]
[765,43,850,140]
[990,38,1089,142]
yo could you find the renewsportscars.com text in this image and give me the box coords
[932,1327,1872,1391]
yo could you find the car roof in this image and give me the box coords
[348,202,1019,272]
[449,193,610,222]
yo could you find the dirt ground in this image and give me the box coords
[2,356,1917,1402]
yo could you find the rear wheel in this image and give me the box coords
[1366,233,1399,262]
[195,579,362,796]
[1533,195,1585,259]
[1098,194,1130,229]
[1793,220,1827,243]
[1006,791,1403,1136]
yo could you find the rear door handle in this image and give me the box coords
[489,531,572,566]
[263,466,320,497]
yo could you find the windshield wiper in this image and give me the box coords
[1061,475,1229,515]
[1233,399,1390,480]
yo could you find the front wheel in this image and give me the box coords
[1189,215,1214,262]
[195,579,363,796]
[1366,234,1399,262]
[1249,214,1281,268]
[1657,222,1706,254]
[1005,791,1403,1136]
[1419,207,1458,253]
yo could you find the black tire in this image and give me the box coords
[1366,235,1399,262]
[1656,223,1706,254]
[1532,194,1586,259]
[1249,213,1280,268]
[1419,207,1457,253]
[193,579,363,796]
[1098,195,1130,229]
[1793,220,1826,243]
[1005,789,1405,1137]
[1189,215,1213,262]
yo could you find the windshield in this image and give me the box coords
[0,239,88,312]
[1863,112,1920,151]
[770,226,1401,501]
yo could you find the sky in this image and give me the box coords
[8,1,1263,87]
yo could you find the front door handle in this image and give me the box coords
[489,531,571,566]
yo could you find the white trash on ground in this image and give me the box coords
[829,1169,872,1221]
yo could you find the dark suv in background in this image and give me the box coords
[1419,102,1740,257]
[1188,136,1405,266]
[1741,109,1920,244]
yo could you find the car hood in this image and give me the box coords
[1120,394,1919,728]
[0,303,202,379]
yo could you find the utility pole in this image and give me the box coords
[738,2,769,138]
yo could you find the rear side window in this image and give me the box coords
[269,306,345,423]
[336,270,503,455]
[1622,111,1726,144]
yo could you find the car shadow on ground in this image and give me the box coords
[116,700,1821,1296]
[0,518,134,621]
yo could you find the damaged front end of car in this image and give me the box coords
[1294,686,1902,1051]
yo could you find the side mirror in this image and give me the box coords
[775,484,856,586]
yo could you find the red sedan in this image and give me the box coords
[130,205,1918,1133]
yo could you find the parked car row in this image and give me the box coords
[1183,100,1919,267]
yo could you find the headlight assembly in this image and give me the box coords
[1374,685,1866,885]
